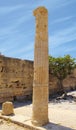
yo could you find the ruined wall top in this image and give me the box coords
[33,6,48,17]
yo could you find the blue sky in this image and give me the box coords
[0,0,76,61]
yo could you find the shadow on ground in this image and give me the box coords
[13,100,32,108]
[0,101,32,110]
[43,122,75,130]
[49,93,76,104]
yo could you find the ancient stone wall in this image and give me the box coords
[0,55,76,103]
[49,69,76,95]
[0,55,33,103]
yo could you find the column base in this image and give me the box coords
[31,119,49,126]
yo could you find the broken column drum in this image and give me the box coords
[32,7,49,126]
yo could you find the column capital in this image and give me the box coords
[33,6,48,17]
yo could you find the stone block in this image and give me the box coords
[2,101,14,115]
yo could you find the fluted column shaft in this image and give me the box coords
[32,7,49,126]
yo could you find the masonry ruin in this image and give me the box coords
[32,7,49,126]
[0,55,33,103]
[0,54,76,103]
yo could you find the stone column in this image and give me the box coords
[32,7,49,126]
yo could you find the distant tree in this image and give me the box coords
[49,55,76,95]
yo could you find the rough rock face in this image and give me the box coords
[0,55,76,103]
[2,101,14,115]
[49,69,76,95]
[0,55,33,103]
[63,70,76,91]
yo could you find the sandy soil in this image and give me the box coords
[0,118,26,130]
[0,91,76,130]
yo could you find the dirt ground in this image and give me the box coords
[0,91,76,130]
[0,118,26,130]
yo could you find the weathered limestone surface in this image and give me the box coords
[63,70,76,91]
[0,55,76,103]
[32,7,49,126]
[2,101,14,115]
[0,55,33,103]
[49,69,76,95]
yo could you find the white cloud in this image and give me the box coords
[51,16,73,24]
[65,47,76,53]
[56,0,75,8]
[0,13,32,38]
[11,42,34,55]
[49,23,76,49]
[0,5,24,15]
[0,0,76,59]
